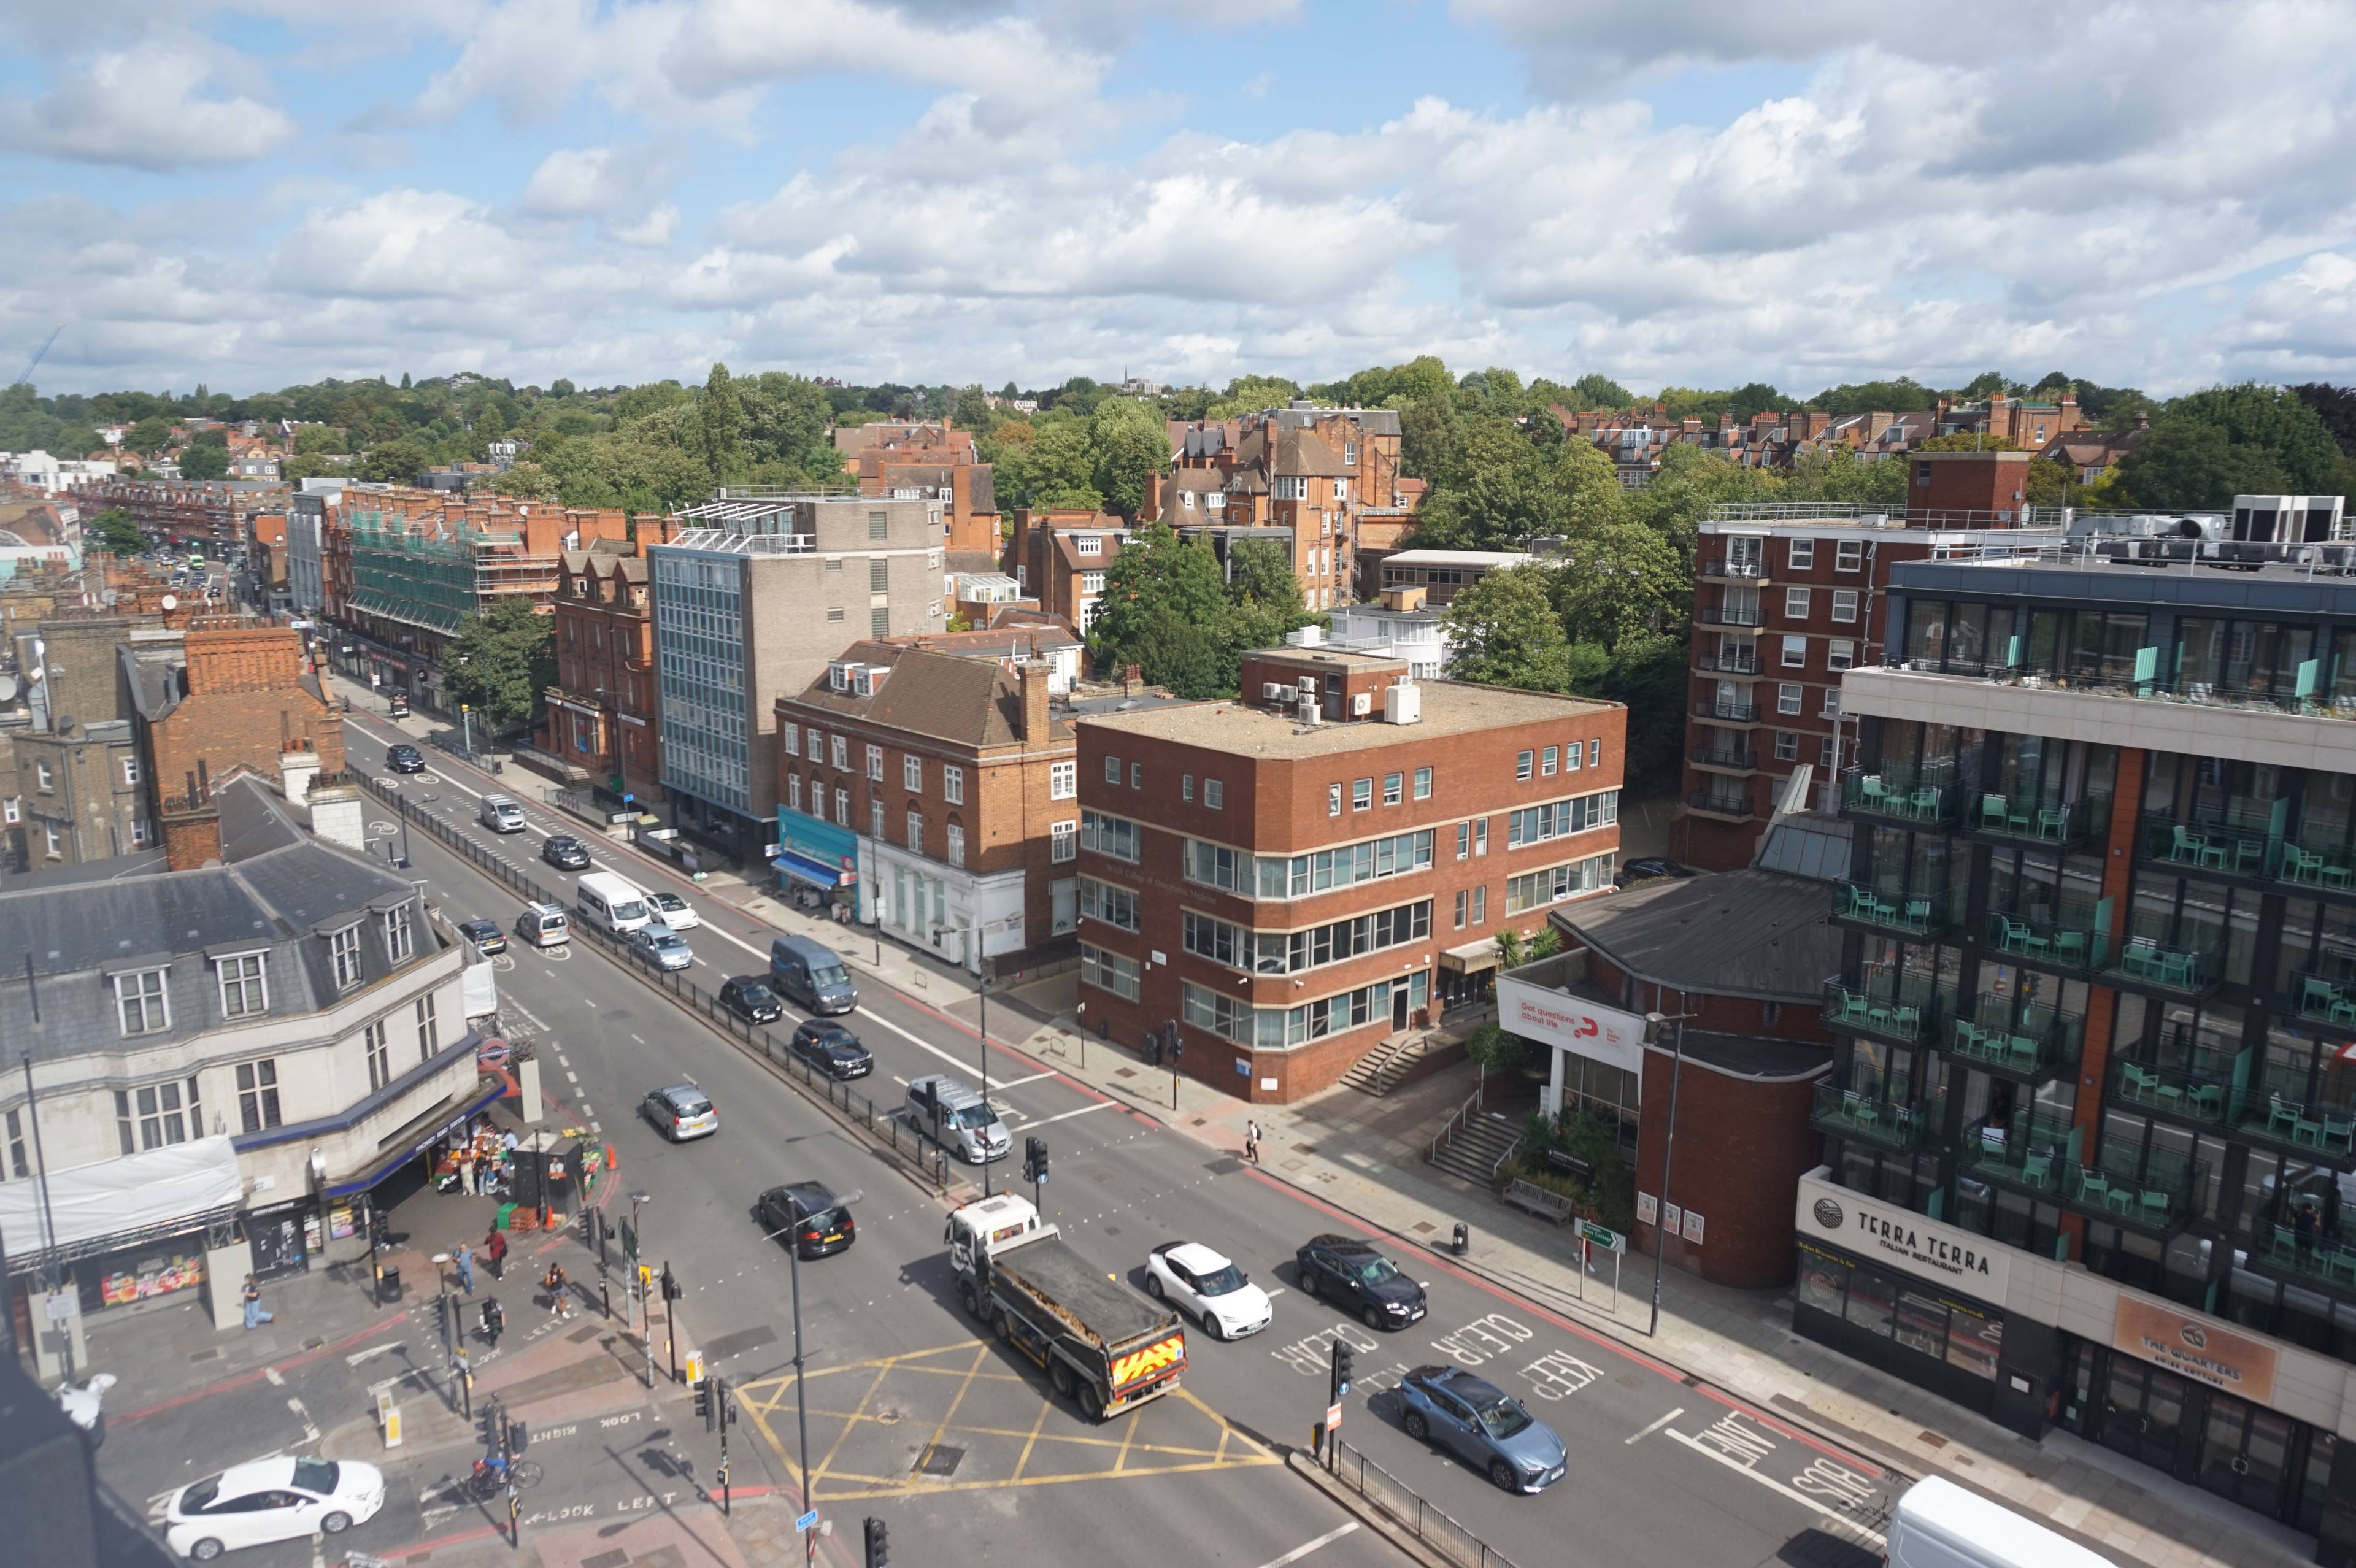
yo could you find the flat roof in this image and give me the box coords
[1077,680,1614,759]
[1253,647,1404,670]
[1382,549,1535,569]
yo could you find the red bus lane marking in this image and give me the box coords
[1244,1166,1883,1476]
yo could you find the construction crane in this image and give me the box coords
[13,323,63,386]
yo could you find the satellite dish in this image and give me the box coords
[160,594,177,610]
[0,675,17,702]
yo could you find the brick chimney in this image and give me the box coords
[1018,659,1052,742]
[1122,663,1144,698]
[160,766,220,870]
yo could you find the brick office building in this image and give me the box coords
[544,524,679,806]
[1075,651,1625,1102]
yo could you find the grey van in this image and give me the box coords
[769,935,857,1015]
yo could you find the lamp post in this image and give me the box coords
[630,1192,653,1388]
[429,1251,460,1412]
[977,966,992,1199]
[762,1187,859,1568]
[1645,1009,1697,1340]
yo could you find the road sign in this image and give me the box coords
[1324,1404,1342,1431]
[1579,1220,1626,1255]
[622,1218,639,1261]
[796,1510,820,1532]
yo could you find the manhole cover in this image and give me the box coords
[1114,1067,1137,1079]
[915,1443,964,1477]
[1190,1118,1208,1128]
[1411,1221,1436,1234]
[568,1323,602,1343]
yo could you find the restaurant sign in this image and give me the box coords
[2112,1297,2279,1404]
[1794,1174,2012,1300]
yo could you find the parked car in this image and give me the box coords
[640,1083,717,1142]
[164,1456,387,1560]
[628,924,694,971]
[789,1021,873,1080]
[718,975,785,1024]
[456,918,507,955]
[647,890,700,929]
[385,744,425,774]
[755,1182,857,1259]
[1396,1366,1567,1493]
[1144,1241,1272,1340]
[1295,1234,1426,1329]
[541,834,591,870]
[1616,856,1694,888]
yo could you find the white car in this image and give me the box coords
[1144,1241,1273,1340]
[648,890,701,929]
[165,1456,385,1560]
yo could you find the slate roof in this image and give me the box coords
[785,645,1057,748]
[1551,867,1839,1002]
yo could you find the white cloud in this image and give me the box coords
[0,28,296,171]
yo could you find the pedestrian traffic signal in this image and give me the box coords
[661,1264,683,1302]
[1023,1136,1048,1184]
[1163,1020,1183,1066]
[718,1375,737,1428]
[1331,1340,1354,1399]
[863,1516,888,1568]
[479,1404,501,1445]
[694,1377,715,1431]
[507,1418,529,1455]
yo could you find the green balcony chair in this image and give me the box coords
[2138,1189,2171,1226]
[1980,794,2009,832]
[2269,1226,2301,1266]
[2302,975,2339,1020]
[2020,1152,2052,1188]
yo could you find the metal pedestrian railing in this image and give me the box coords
[1327,1442,1522,1568]
[359,774,949,1191]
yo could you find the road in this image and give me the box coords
[97,705,1893,1568]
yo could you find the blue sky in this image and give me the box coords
[0,0,2351,398]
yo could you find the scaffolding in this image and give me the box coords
[348,516,558,635]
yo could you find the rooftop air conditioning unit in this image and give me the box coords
[1350,692,1372,717]
[1383,683,1421,725]
[1262,682,1291,702]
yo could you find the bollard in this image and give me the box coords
[377,1391,402,1449]
[1453,1221,1469,1256]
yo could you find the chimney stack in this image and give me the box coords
[1018,659,1052,742]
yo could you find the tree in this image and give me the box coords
[294,424,346,455]
[696,361,743,481]
[2117,383,2346,509]
[442,597,555,728]
[550,377,576,399]
[1553,523,1685,648]
[2290,383,2356,458]
[90,507,146,556]
[1440,565,1574,691]
[952,385,995,434]
[361,439,431,485]
[126,417,174,456]
[1122,607,1230,699]
[1003,419,1101,509]
[1461,1023,1525,1107]
[1090,521,1228,684]
[1225,537,1319,653]
[1565,372,1634,410]
[177,442,229,481]
[1088,398,1169,517]
[1807,377,1936,415]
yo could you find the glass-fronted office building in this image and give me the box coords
[1804,507,2356,1564]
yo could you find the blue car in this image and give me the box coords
[1397,1366,1567,1493]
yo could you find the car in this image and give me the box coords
[640,1083,717,1141]
[541,834,591,870]
[647,890,700,929]
[1616,856,1695,888]
[789,1020,873,1080]
[754,1182,857,1259]
[164,1456,387,1561]
[1144,1242,1272,1341]
[385,744,425,774]
[456,918,507,955]
[1396,1366,1567,1493]
[1295,1234,1426,1329]
[718,975,785,1024]
[628,924,694,971]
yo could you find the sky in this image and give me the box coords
[1,0,2353,399]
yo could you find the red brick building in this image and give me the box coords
[544,536,668,802]
[1075,655,1625,1102]
[837,420,1001,554]
[1007,510,1130,635]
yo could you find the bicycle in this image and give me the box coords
[465,1457,544,1499]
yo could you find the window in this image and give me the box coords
[1130,762,1142,790]
[867,744,885,782]
[1828,639,1855,672]
[1831,589,1859,624]
[871,799,885,840]
[1774,731,1799,763]
[114,1093,134,1157]
[1196,828,1435,900]
[1788,538,1814,571]
[4,1107,25,1178]
[1080,943,1142,1001]
[365,1018,391,1091]
[1079,877,1140,931]
[36,761,52,791]
[1328,784,1342,817]
[1049,761,1076,800]
[121,757,141,786]
[1181,773,1193,803]
[218,953,266,1018]
[834,788,850,826]
[1777,682,1803,716]
[417,994,439,1061]
[1587,739,1600,769]
[831,735,849,769]
[329,925,364,988]
[1080,570,1106,595]
[1515,750,1533,781]
[827,607,845,622]
[1835,539,1863,572]
[1352,778,1372,811]
[1472,885,1487,923]
[1454,889,1468,928]
[1050,819,1077,863]
[1456,822,1471,859]
[1541,745,1558,776]
[782,722,801,759]
[1475,818,1488,855]
[1504,790,1619,847]
[236,1060,280,1132]
[129,818,150,847]
[42,824,58,858]
[1274,475,1308,501]
[1505,852,1618,912]
[1,798,14,824]
[1204,779,1223,810]
[903,754,923,791]
[868,509,888,540]
[1566,741,1582,772]
[1332,478,1347,501]
[1076,535,1102,555]
[946,823,965,868]
[1079,810,1136,862]
[125,1078,198,1150]
[1820,686,1841,718]
[116,969,169,1034]
[1185,899,1430,976]
[788,776,803,812]
[382,905,413,963]
[1413,767,1431,801]
[1781,635,1807,667]
[1105,755,1122,784]
[906,812,924,856]
[1784,586,1812,619]
[869,558,888,593]
[1819,735,1838,769]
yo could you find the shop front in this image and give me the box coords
[776,806,858,917]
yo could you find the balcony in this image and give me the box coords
[2228,1083,2356,1161]
[2282,970,2356,1036]
[1697,596,1765,629]
[1833,879,1960,938]
[1692,694,1760,724]
[2061,1151,2205,1234]
[2249,1228,2356,1295]
[1685,787,1756,822]
[1959,1112,2076,1197]
[1984,908,2100,973]
[1822,978,1947,1047]
[2095,932,2220,999]
[1689,743,1759,774]
[1841,767,1963,828]
[2109,1045,2236,1126]
[1972,792,2110,850]
[2141,814,2279,881]
[1700,555,1771,583]
[2278,836,2356,897]
[1944,999,2081,1083]
[1693,647,1761,677]
[1810,1081,1934,1151]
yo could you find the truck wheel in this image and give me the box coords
[1051,1360,1074,1398]
[995,1310,1014,1342]
[959,1283,979,1318]
[1079,1385,1105,1421]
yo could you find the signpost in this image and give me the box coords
[1577,1220,1625,1311]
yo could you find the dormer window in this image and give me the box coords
[329,925,364,990]
[1076,536,1102,555]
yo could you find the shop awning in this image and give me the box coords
[1440,937,1501,973]
[778,849,855,890]
[0,1136,244,1271]
[323,1078,508,1200]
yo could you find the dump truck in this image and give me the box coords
[944,1193,1184,1420]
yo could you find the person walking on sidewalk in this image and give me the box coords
[1245,1119,1262,1166]
[241,1275,272,1330]
[455,1241,476,1295]
[543,1261,572,1321]
[485,1227,507,1280]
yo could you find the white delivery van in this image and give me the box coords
[575,871,655,936]
[1884,1476,2117,1568]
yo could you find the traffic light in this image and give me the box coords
[507,1418,530,1455]
[478,1402,502,1446]
[1163,1020,1183,1066]
[863,1516,889,1568]
[661,1264,683,1302]
[1024,1136,1047,1185]
[719,1375,738,1428]
[694,1377,715,1432]
[1330,1340,1354,1400]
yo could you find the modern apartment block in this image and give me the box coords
[1074,650,1624,1101]
[649,492,945,861]
[1804,501,2356,1561]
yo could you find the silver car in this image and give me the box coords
[629,923,694,971]
[641,1084,717,1141]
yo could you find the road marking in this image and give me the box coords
[1253,1523,1359,1568]
[1626,1407,1683,1445]
[855,1006,987,1075]
[263,1366,285,1387]
[1665,1425,1887,1548]
[345,1342,405,1368]
[566,1070,579,1083]
[630,1034,646,1045]
[1030,1100,1119,1126]
[992,1070,1057,1088]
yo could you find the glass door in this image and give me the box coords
[2100,1356,2191,1475]
[2198,1394,2293,1519]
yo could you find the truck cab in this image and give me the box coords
[945,1193,1055,1283]
[906,1074,1011,1164]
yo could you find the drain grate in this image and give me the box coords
[915,1443,964,1477]
[1411,1220,1436,1234]
[582,1551,630,1568]
[568,1323,602,1343]
[1918,1431,1948,1448]
[1114,1067,1137,1079]
[187,1348,223,1365]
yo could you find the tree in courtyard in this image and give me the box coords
[1439,564,1574,691]
[1090,521,1229,688]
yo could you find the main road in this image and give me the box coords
[330,708,1893,1568]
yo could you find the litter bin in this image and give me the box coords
[377,1264,402,1304]
[1452,1222,1469,1256]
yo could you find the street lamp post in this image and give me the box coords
[630,1192,653,1388]
[977,966,992,1199]
[429,1251,460,1413]
[1646,1010,1696,1340]
[769,1186,858,1568]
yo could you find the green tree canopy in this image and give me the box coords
[2117,383,2348,509]
[696,361,744,481]
[177,442,229,481]
[1224,537,1319,654]
[1553,523,1685,649]
[1090,521,1227,671]
[1563,372,1634,410]
[126,417,174,455]
[1439,565,1574,692]
[1088,398,1170,516]
[90,507,146,556]
[360,438,431,485]
[442,597,555,728]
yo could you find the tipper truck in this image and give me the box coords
[944,1193,1185,1420]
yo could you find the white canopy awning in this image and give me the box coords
[0,1135,243,1263]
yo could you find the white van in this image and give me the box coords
[514,902,570,948]
[576,871,655,936]
[1884,1476,2117,1568]
[478,794,526,833]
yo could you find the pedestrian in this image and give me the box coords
[456,1241,476,1295]
[241,1274,272,1330]
[480,1297,504,1347]
[543,1261,571,1321]
[457,1153,475,1197]
[485,1227,508,1280]
[1245,1118,1261,1166]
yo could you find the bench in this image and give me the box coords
[1501,1178,1576,1226]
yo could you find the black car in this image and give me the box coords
[540,835,591,870]
[718,975,785,1025]
[1616,856,1694,888]
[456,919,507,955]
[385,744,426,774]
[1296,1234,1426,1331]
[788,1021,872,1080]
[754,1182,857,1259]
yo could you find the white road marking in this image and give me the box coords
[1626,1407,1683,1445]
[992,1070,1057,1088]
[566,1070,579,1083]
[1252,1523,1358,1568]
[263,1366,285,1387]
[1031,1100,1119,1126]
[345,1342,405,1368]
[855,1005,996,1075]
[1665,1429,1887,1547]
